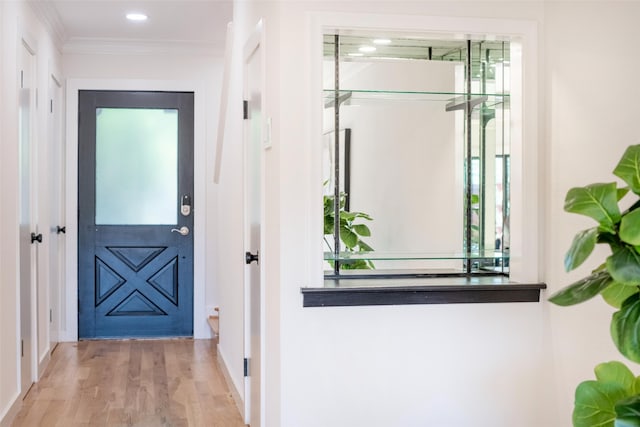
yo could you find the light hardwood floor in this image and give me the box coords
[11,339,245,427]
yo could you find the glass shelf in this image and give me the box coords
[323,89,509,109]
[324,250,508,262]
[323,251,509,278]
[323,89,509,111]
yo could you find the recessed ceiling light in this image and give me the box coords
[126,13,148,22]
[373,39,391,45]
[358,46,376,53]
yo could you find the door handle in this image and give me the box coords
[56,226,66,234]
[171,226,190,236]
[245,251,259,265]
[31,232,43,244]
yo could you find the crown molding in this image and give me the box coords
[28,0,67,50]
[62,37,225,56]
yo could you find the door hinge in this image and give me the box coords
[244,358,250,377]
[20,70,24,88]
[50,309,52,323]
[21,340,24,357]
[243,100,248,120]
[50,99,53,113]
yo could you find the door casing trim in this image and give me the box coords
[63,79,209,341]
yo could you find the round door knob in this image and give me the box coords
[31,232,43,244]
[245,251,259,265]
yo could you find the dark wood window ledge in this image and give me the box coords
[301,280,547,308]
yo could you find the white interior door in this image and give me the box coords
[243,24,264,427]
[19,38,37,398]
[48,74,64,348]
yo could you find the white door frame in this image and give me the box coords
[243,19,266,427]
[62,79,209,341]
[18,33,38,398]
[47,67,64,348]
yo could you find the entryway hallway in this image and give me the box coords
[11,339,245,426]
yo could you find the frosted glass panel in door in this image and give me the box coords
[95,108,178,225]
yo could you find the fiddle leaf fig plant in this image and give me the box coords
[323,191,374,269]
[549,145,640,426]
[572,361,640,427]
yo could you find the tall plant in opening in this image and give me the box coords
[550,145,640,426]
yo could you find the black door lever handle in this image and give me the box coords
[31,233,43,244]
[56,226,66,234]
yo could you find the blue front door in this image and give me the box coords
[78,91,194,338]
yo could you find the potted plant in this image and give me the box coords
[550,145,640,426]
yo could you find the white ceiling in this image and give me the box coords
[34,0,233,53]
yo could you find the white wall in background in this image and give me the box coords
[544,2,640,422]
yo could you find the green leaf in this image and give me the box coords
[595,362,636,394]
[573,380,629,427]
[615,395,640,427]
[324,220,334,235]
[614,145,640,194]
[621,209,640,246]
[612,294,640,363]
[358,240,374,252]
[351,212,373,221]
[565,228,598,272]
[603,282,640,309]
[340,259,372,270]
[607,247,640,285]
[340,211,372,221]
[549,271,613,306]
[339,226,358,249]
[619,187,631,201]
[353,224,371,237]
[564,183,622,232]
[340,211,357,221]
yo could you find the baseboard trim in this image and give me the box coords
[38,351,51,380]
[216,345,244,419]
[0,391,22,427]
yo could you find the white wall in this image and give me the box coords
[0,2,20,423]
[217,1,282,424]
[215,12,247,409]
[220,1,553,426]
[61,51,223,341]
[281,3,549,427]
[263,2,640,426]
[544,1,640,422]
[0,1,62,424]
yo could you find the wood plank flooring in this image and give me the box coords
[11,339,245,427]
